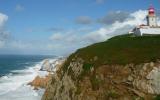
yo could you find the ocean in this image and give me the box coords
[0,55,56,100]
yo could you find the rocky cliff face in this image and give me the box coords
[42,57,160,100]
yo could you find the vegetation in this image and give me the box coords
[77,63,93,80]
[106,90,119,99]
[154,95,160,100]
[65,34,160,67]
[83,63,93,71]
[90,75,101,90]
[43,34,160,100]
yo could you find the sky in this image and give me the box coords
[0,0,159,56]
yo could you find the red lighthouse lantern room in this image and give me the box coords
[148,6,155,16]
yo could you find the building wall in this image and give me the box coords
[140,28,160,36]
[133,27,160,36]
[134,28,142,36]
[147,15,157,27]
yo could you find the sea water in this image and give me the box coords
[0,55,56,100]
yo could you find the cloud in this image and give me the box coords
[1,10,152,55]
[15,4,24,12]
[98,11,130,25]
[0,13,8,28]
[75,16,92,25]
[50,31,80,43]
[0,41,5,48]
[49,10,148,53]
[49,27,93,43]
[6,10,148,55]
[0,13,9,48]
[85,10,147,43]
[50,33,64,41]
[9,40,32,50]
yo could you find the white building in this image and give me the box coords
[131,6,160,36]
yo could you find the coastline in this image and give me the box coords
[28,57,65,96]
[0,55,52,100]
[0,55,65,100]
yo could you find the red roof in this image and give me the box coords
[148,5,155,15]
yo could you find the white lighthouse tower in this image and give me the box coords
[147,6,157,27]
[131,5,160,36]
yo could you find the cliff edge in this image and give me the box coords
[42,34,160,100]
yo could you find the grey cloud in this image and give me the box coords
[108,25,134,37]
[0,31,10,48]
[0,13,9,48]
[98,11,130,25]
[75,16,92,25]
[0,31,9,41]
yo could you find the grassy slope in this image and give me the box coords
[66,34,160,67]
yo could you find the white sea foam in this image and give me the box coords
[0,58,60,100]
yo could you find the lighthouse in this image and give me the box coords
[146,6,157,27]
[131,5,160,36]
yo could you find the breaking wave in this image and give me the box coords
[0,59,53,100]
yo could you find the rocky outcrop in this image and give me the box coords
[147,67,160,94]
[28,74,51,90]
[29,58,65,90]
[40,59,53,71]
[133,62,160,94]
[42,58,160,100]
[40,58,65,72]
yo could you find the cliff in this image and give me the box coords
[42,34,160,100]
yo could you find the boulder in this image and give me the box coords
[40,59,53,71]
[28,75,51,90]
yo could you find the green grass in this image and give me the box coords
[68,34,160,66]
[83,63,94,71]
[154,95,160,100]
[63,34,160,73]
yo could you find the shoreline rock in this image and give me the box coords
[28,57,65,90]
[40,59,53,72]
[28,74,51,90]
[40,58,65,72]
